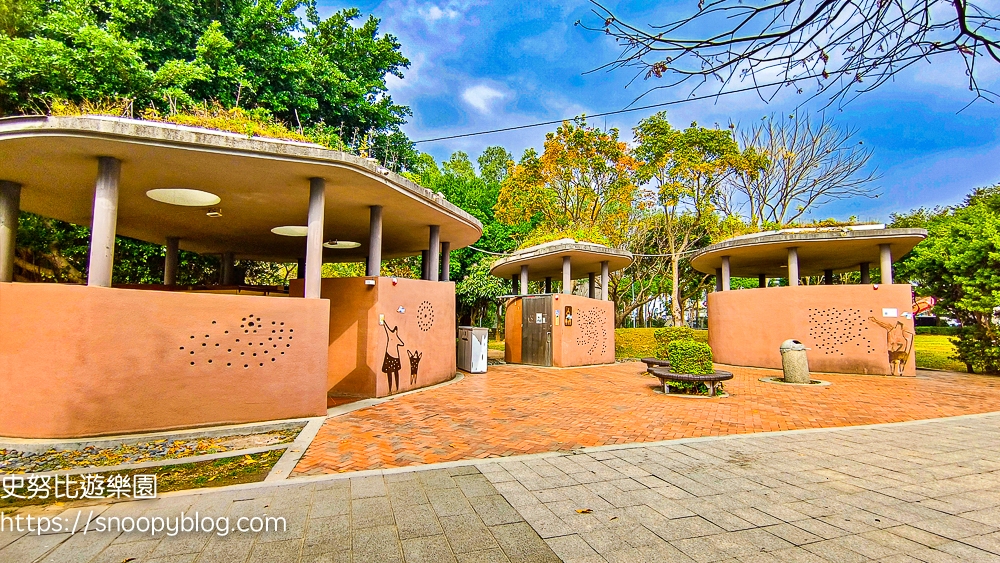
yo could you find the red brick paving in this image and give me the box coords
[292,363,1000,476]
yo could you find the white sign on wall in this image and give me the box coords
[882,308,898,318]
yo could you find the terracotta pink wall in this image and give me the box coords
[291,277,457,399]
[708,284,917,376]
[503,294,615,367]
[0,283,330,439]
[551,294,616,367]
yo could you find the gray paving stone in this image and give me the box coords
[544,534,598,559]
[351,495,394,529]
[490,521,560,563]
[401,534,457,563]
[302,515,351,554]
[472,495,525,527]
[352,525,402,563]
[441,513,500,553]
[428,487,476,517]
[246,537,302,562]
[455,547,512,563]
[350,475,387,499]
[393,503,444,540]
[455,474,501,498]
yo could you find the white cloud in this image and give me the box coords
[421,4,461,22]
[462,85,505,114]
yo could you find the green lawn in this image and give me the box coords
[913,334,966,372]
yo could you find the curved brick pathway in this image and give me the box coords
[292,363,1000,476]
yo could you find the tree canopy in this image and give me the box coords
[893,188,1000,373]
[0,0,410,138]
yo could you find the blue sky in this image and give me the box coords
[317,0,1000,221]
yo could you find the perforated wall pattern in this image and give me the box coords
[416,301,435,332]
[807,307,876,356]
[575,308,609,356]
[179,314,295,368]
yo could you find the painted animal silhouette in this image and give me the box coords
[868,316,914,376]
[407,350,422,385]
[381,324,404,392]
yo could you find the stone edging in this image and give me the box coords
[759,377,832,386]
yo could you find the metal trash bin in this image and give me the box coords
[779,339,810,383]
[457,326,489,373]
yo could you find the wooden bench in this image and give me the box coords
[648,366,733,397]
[640,358,670,372]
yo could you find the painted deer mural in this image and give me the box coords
[407,350,422,385]
[382,324,404,392]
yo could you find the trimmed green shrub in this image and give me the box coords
[614,328,658,359]
[915,326,960,336]
[653,326,695,359]
[667,340,714,375]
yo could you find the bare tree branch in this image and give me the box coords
[579,0,1000,107]
[721,112,880,226]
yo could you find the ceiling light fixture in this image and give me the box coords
[147,188,221,207]
[271,226,309,237]
[323,240,361,249]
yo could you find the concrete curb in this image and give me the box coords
[0,419,310,454]
[264,417,326,482]
[11,444,289,478]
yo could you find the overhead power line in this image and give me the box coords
[413,83,769,144]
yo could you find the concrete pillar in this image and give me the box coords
[87,157,121,288]
[787,247,799,287]
[721,255,731,291]
[222,252,235,285]
[758,274,766,288]
[421,250,429,280]
[562,256,572,294]
[715,268,723,291]
[824,269,834,285]
[164,237,179,286]
[440,241,450,281]
[600,260,609,300]
[0,181,21,283]
[428,225,440,282]
[304,177,325,299]
[367,205,382,277]
[296,257,305,279]
[520,265,528,296]
[544,277,552,293]
[589,273,596,298]
[880,244,893,284]
[860,262,870,284]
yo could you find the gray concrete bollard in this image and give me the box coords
[779,339,810,383]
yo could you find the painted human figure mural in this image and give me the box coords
[868,317,915,376]
[382,324,404,392]
[407,350,422,385]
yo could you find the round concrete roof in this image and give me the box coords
[490,239,633,280]
[690,227,927,277]
[0,115,482,262]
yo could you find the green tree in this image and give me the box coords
[2,0,415,284]
[894,187,1000,374]
[0,1,410,136]
[634,112,763,326]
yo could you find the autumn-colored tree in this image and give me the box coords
[634,112,764,326]
[495,119,640,243]
[495,119,671,325]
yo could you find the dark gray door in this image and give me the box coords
[521,295,552,366]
